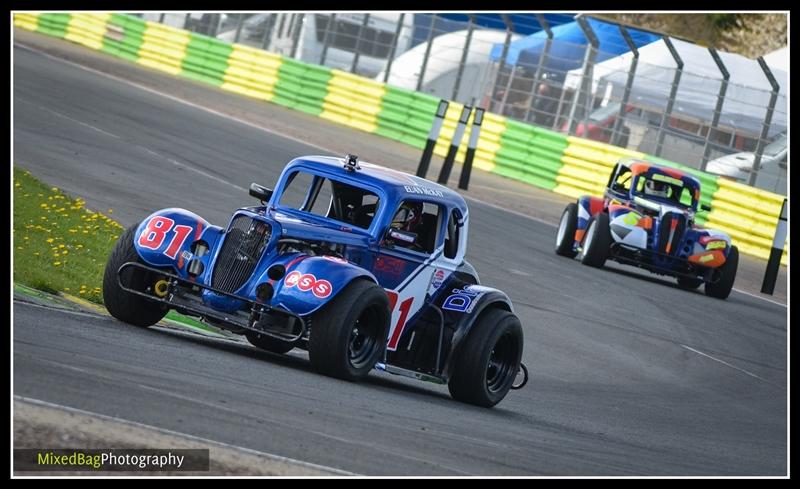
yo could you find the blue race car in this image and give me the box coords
[103,154,527,407]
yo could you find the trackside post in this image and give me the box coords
[416,100,449,178]
[458,107,485,191]
[761,198,787,295]
[438,105,472,185]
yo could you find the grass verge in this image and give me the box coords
[14,167,228,336]
[13,167,123,304]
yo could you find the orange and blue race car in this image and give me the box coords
[555,159,738,299]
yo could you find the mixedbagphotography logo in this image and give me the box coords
[14,449,210,472]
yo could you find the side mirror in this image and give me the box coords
[249,183,273,202]
[384,228,417,247]
[701,204,712,212]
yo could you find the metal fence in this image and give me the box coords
[139,12,788,194]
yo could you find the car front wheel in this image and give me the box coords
[705,246,739,299]
[102,224,169,327]
[308,279,390,381]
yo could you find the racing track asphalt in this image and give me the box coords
[13,43,787,476]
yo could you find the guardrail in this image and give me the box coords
[14,12,787,265]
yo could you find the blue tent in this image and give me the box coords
[490,17,661,74]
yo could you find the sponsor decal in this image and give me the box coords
[441,285,483,313]
[283,271,332,298]
[428,269,446,296]
[705,240,727,250]
[374,255,405,277]
[403,185,444,198]
[181,250,193,261]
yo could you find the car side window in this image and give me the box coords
[386,200,442,255]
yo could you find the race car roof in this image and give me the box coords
[281,156,469,216]
[627,161,701,190]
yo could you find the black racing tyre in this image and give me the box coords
[102,224,169,327]
[448,308,524,408]
[245,332,296,354]
[581,213,612,268]
[555,203,579,258]
[677,276,704,289]
[308,279,390,381]
[705,245,739,299]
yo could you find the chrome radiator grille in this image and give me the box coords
[211,216,271,294]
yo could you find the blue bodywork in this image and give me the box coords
[133,156,474,318]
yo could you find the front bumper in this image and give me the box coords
[117,262,306,342]
[609,243,721,283]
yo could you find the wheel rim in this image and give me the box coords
[583,221,596,252]
[486,331,518,393]
[556,210,570,247]
[348,306,382,370]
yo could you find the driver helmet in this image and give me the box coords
[392,201,423,232]
[644,179,670,198]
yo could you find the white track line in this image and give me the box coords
[14,42,787,308]
[679,345,775,385]
[14,395,356,476]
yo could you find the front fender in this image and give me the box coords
[436,284,514,380]
[265,255,377,316]
[576,196,606,244]
[133,208,224,279]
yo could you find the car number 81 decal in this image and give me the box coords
[138,216,193,260]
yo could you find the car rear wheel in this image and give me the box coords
[102,224,169,327]
[555,203,579,258]
[705,246,738,299]
[308,279,390,381]
[581,213,611,268]
[448,308,523,408]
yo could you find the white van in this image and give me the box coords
[218,13,412,78]
[378,29,521,104]
[705,132,787,182]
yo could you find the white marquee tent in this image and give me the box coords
[564,38,787,137]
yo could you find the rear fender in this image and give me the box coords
[133,208,224,280]
[266,255,377,316]
[576,196,606,244]
[436,284,514,380]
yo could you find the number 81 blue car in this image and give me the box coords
[103,154,527,407]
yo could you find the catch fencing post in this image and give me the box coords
[611,25,638,147]
[383,13,406,83]
[700,48,729,170]
[566,15,599,136]
[416,15,438,91]
[233,14,245,43]
[458,108,485,191]
[749,57,780,186]
[451,15,475,102]
[417,100,450,178]
[761,198,787,295]
[524,14,553,122]
[289,13,304,59]
[654,37,683,157]
[351,14,371,74]
[489,15,514,113]
[438,105,472,185]
[320,13,336,65]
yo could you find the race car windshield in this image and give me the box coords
[278,170,381,229]
[633,174,697,210]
